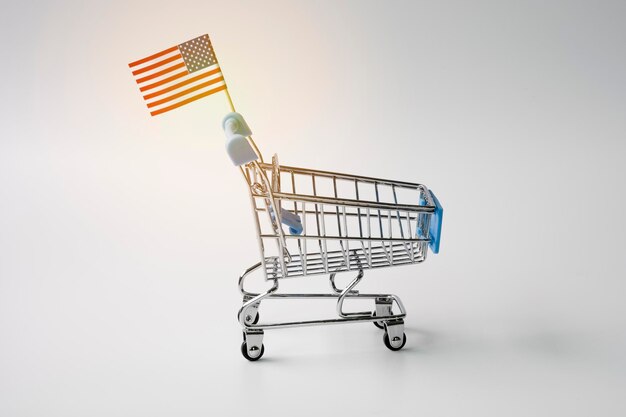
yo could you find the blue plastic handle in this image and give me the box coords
[417,190,443,254]
[269,207,303,235]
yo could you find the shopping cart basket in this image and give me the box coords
[223,113,443,361]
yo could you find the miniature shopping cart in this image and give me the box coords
[223,113,443,361]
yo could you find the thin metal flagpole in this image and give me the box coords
[213,39,263,162]
[224,87,236,113]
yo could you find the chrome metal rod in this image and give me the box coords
[238,278,279,327]
[246,313,407,330]
[258,163,426,189]
[254,207,419,222]
[337,269,371,318]
[238,262,263,297]
[252,161,290,275]
[329,271,358,295]
[262,192,435,213]
[261,234,428,243]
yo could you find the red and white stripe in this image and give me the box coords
[129,45,226,116]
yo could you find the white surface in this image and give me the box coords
[1,1,625,416]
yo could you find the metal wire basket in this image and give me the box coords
[246,156,437,280]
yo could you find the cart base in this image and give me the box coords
[237,262,408,360]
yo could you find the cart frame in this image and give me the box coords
[236,156,440,360]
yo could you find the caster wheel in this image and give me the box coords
[383,331,407,351]
[241,341,265,361]
[372,312,384,329]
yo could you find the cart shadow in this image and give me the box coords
[242,324,596,366]
[242,326,442,365]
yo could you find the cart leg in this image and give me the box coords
[237,278,278,328]
[383,319,406,351]
[373,297,393,329]
[242,329,265,361]
[242,295,260,325]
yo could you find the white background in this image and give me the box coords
[1,1,625,416]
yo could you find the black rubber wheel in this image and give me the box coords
[383,331,407,351]
[241,341,265,361]
[372,312,385,329]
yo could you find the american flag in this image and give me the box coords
[129,34,227,116]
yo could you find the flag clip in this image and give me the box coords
[223,112,257,166]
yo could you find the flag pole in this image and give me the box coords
[214,39,263,162]
[224,87,236,113]
[223,87,264,162]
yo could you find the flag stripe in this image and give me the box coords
[131,54,182,75]
[150,85,227,116]
[130,35,225,116]
[142,67,221,100]
[139,71,187,92]
[128,46,179,68]
[136,62,186,83]
[146,76,225,108]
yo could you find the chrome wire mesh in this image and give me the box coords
[243,157,436,280]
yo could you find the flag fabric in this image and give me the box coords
[128,34,227,116]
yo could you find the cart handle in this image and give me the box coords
[269,207,303,235]
[417,190,443,254]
